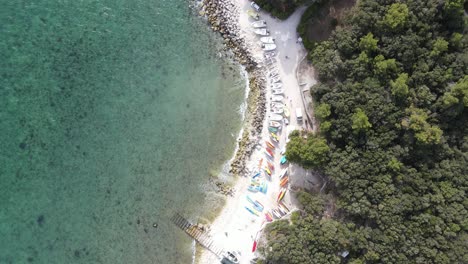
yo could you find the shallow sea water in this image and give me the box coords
[0,1,245,263]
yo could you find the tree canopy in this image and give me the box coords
[262,0,467,263]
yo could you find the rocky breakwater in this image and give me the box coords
[198,0,266,176]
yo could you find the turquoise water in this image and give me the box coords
[0,1,245,263]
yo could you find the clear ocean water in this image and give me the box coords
[0,1,245,263]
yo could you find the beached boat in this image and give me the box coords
[277,206,286,216]
[247,185,259,193]
[251,20,266,28]
[269,121,281,128]
[272,89,284,95]
[271,76,281,83]
[271,107,283,114]
[266,140,276,149]
[268,127,278,133]
[264,166,271,176]
[271,95,284,102]
[272,209,281,219]
[264,150,273,160]
[254,28,269,36]
[221,251,240,264]
[271,82,282,89]
[279,168,288,179]
[265,212,273,222]
[266,147,274,157]
[247,9,259,20]
[267,161,274,171]
[270,132,279,141]
[277,189,287,202]
[262,43,276,51]
[271,103,284,109]
[280,177,289,187]
[280,146,286,155]
[280,155,287,164]
[260,37,275,44]
[252,240,258,253]
[269,114,283,121]
[245,206,259,216]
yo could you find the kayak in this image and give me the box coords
[278,202,290,212]
[268,127,279,133]
[245,206,259,216]
[248,185,259,193]
[267,161,274,171]
[279,168,288,179]
[258,158,263,168]
[280,155,287,164]
[264,166,271,176]
[264,151,273,160]
[277,189,287,202]
[270,132,279,142]
[280,177,289,187]
[266,141,276,149]
[272,209,281,219]
[252,240,258,252]
[265,212,273,222]
[266,147,275,157]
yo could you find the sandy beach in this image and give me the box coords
[197,1,316,263]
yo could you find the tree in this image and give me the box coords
[390,73,409,97]
[430,38,449,57]
[351,108,372,132]
[285,132,330,168]
[359,32,378,53]
[374,55,398,77]
[383,3,409,30]
[315,103,331,120]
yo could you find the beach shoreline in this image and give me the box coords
[193,0,316,263]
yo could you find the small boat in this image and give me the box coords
[269,114,283,121]
[271,95,284,102]
[262,43,276,51]
[252,171,261,179]
[271,107,283,114]
[280,146,286,155]
[264,150,273,160]
[268,127,279,133]
[269,121,281,128]
[271,82,282,89]
[271,76,281,83]
[265,212,273,222]
[252,240,258,253]
[276,206,286,216]
[280,155,288,164]
[279,168,288,179]
[247,9,260,20]
[283,107,290,117]
[266,140,275,149]
[270,132,279,141]
[245,206,259,216]
[254,28,269,36]
[278,202,290,212]
[277,189,287,202]
[248,185,259,193]
[267,161,274,171]
[280,177,289,187]
[272,89,284,95]
[261,182,268,194]
[271,103,284,109]
[251,20,266,28]
[221,251,240,264]
[264,166,271,176]
[260,37,275,44]
[258,158,263,168]
[271,209,281,219]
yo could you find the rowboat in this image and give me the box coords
[262,43,276,51]
[279,168,288,179]
[271,95,284,102]
[260,37,275,44]
[248,185,259,193]
[269,121,281,128]
[251,20,266,28]
[269,114,283,121]
[280,155,287,164]
[271,82,282,89]
[254,28,269,36]
[272,89,284,95]
[247,9,259,20]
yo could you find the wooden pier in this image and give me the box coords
[171,213,223,258]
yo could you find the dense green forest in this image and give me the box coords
[254,0,309,19]
[261,0,468,263]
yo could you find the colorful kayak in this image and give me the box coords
[270,132,279,142]
[266,141,275,149]
[277,189,287,202]
[252,240,258,252]
[264,166,272,176]
[264,151,273,159]
[271,209,281,219]
[245,206,259,216]
[267,161,274,171]
[261,182,268,194]
[280,177,289,187]
[278,202,290,212]
[266,147,275,157]
[280,155,287,164]
[268,127,279,133]
[279,168,288,179]
[248,185,259,193]
[265,212,273,222]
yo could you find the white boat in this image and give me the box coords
[272,89,284,95]
[247,10,259,20]
[271,95,284,102]
[271,107,284,114]
[279,168,288,179]
[262,43,276,51]
[271,82,282,89]
[271,76,281,83]
[269,121,282,128]
[251,20,266,28]
[254,28,269,36]
[269,114,283,121]
[271,102,284,109]
[221,251,240,264]
[260,37,275,44]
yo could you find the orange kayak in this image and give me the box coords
[266,141,275,149]
[280,177,289,187]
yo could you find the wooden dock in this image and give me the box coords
[171,213,223,258]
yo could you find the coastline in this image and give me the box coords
[194,0,316,263]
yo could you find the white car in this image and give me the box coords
[251,2,260,11]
